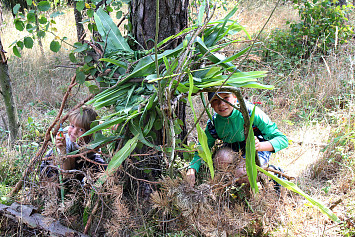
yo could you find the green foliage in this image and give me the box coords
[188,74,214,178]
[77,6,273,182]
[257,166,340,223]
[22,116,45,140]
[0,142,38,186]
[11,1,65,55]
[263,0,353,63]
[245,107,258,194]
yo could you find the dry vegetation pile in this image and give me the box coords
[0,0,354,236]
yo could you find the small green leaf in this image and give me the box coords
[38,16,47,24]
[84,56,93,63]
[69,53,77,63]
[38,1,51,11]
[26,23,35,32]
[13,4,21,14]
[50,40,61,52]
[27,12,36,22]
[73,42,88,53]
[26,0,32,6]
[87,9,94,18]
[89,85,100,94]
[76,1,85,11]
[14,19,24,31]
[37,30,45,38]
[50,11,64,18]
[76,70,86,84]
[24,37,34,49]
[116,11,122,19]
[106,6,113,12]
[16,41,24,49]
[13,46,21,57]
[99,58,127,69]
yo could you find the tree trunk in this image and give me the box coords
[130,0,188,50]
[35,14,45,56]
[5,0,28,16]
[129,0,188,181]
[0,37,19,142]
[130,0,188,143]
[73,1,85,42]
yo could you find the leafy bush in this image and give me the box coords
[263,0,353,63]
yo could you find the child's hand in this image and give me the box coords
[56,134,66,154]
[255,136,274,152]
[255,136,261,151]
[186,168,196,187]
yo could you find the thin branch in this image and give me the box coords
[9,75,78,196]
[122,169,161,184]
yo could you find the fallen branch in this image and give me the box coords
[0,202,88,236]
[264,167,295,180]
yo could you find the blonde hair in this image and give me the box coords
[68,106,98,132]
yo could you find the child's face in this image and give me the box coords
[68,121,86,143]
[210,93,237,117]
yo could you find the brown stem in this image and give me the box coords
[83,199,100,234]
[264,167,295,180]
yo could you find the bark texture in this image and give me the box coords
[0,37,19,142]
[74,2,85,42]
[130,0,188,50]
[130,0,189,144]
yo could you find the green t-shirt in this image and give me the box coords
[189,104,288,172]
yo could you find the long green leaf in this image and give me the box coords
[125,44,184,81]
[230,81,274,90]
[217,46,250,64]
[129,119,162,151]
[94,8,132,53]
[256,166,340,223]
[197,0,206,26]
[245,107,258,194]
[95,135,139,188]
[195,37,237,72]
[99,58,127,69]
[82,116,126,136]
[83,112,141,137]
[188,73,214,178]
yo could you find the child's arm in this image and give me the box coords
[254,136,274,151]
[253,106,288,152]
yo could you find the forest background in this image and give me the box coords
[0,0,354,236]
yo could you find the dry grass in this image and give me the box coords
[0,0,354,236]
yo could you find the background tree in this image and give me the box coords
[0,36,19,142]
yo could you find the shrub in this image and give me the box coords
[263,0,353,63]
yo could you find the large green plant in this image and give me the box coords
[83,6,269,177]
[264,0,353,61]
[82,5,340,223]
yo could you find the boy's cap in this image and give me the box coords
[208,91,232,101]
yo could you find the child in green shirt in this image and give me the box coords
[186,92,288,187]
